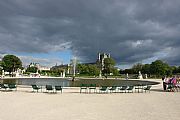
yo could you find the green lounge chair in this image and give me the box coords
[99,86,108,93]
[1,84,8,90]
[89,84,97,93]
[46,85,54,92]
[0,83,3,89]
[143,85,152,93]
[119,86,127,93]
[109,86,117,93]
[80,84,88,93]
[126,86,134,93]
[32,85,41,92]
[55,86,62,93]
[8,84,17,91]
[135,85,143,93]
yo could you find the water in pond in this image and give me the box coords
[1,78,159,87]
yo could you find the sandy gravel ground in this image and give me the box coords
[0,79,180,120]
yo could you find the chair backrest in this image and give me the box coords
[81,84,87,87]
[8,84,16,88]
[145,85,152,90]
[32,85,38,89]
[111,86,117,89]
[55,86,62,90]
[128,86,134,90]
[101,86,108,90]
[1,84,8,88]
[90,84,96,87]
[46,85,53,90]
[122,86,127,89]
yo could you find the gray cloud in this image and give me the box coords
[0,0,180,67]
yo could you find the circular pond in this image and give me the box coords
[1,78,160,87]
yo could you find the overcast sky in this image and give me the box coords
[0,0,180,68]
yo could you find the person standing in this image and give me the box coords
[162,76,167,91]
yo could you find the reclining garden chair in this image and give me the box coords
[143,85,152,93]
[55,86,62,93]
[99,86,108,93]
[1,84,8,90]
[89,84,97,93]
[109,86,117,93]
[80,84,88,93]
[46,85,54,93]
[126,86,134,93]
[119,86,127,93]
[8,84,17,91]
[32,85,41,92]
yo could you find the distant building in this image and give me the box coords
[29,63,50,71]
[97,53,111,70]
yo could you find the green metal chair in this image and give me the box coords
[89,84,97,93]
[99,86,108,93]
[143,85,152,93]
[80,84,88,93]
[32,85,41,92]
[46,85,54,92]
[8,84,17,91]
[135,84,143,93]
[118,86,127,93]
[0,83,2,89]
[55,86,62,93]
[108,86,117,93]
[126,86,134,93]
[1,84,8,90]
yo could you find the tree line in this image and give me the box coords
[120,60,180,77]
[1,54,180,78]
[76,58,119,76]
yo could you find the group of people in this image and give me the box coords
[162,76,180,91]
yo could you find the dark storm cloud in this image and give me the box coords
[0,0,180,66]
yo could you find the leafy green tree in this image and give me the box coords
[0,61,2,75]
[177,66,180,74]
[77,64,88,74]
[1,55,22,74]
[132,63,143,74]
[171,66,178,74]
[87,64,100,76]
[142,64,151,75]
[120,69,134,74]
[26,66,38,73]
[77,64,100,76]
[50,67,64,76]
[112,68,119,76]
[150,60,171,77]
[103,58,116,74]
[0,67,2,75]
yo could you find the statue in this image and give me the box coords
[145,74,148,79]
[99,70,102,78]
[138,71,143,79]
[126,73,129,80]
[1,70,5,78]
[62,69,65,78]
